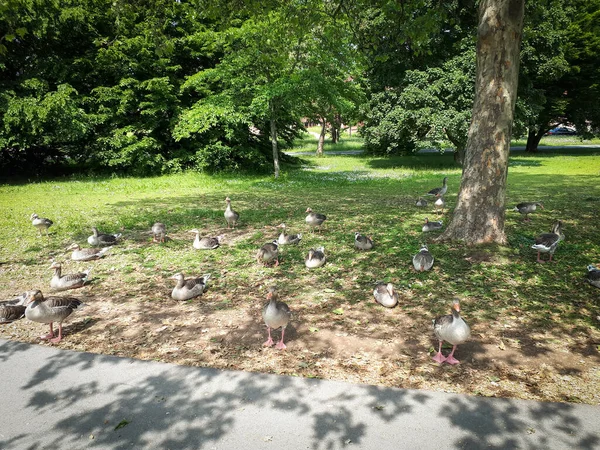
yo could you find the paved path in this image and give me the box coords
[1,339,599,449]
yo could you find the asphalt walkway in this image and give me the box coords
[1,339,599,449]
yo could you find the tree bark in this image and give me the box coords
[524,128,545,153]
[269,101,280,178]
[438,0,524,245]
[316,117,326,156]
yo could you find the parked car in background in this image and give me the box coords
[546,126,577,135]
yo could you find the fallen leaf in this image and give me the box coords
[308,327,319,333]
[114,420,130,431]
[332,308,344,315]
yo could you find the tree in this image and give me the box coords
[438,0,525,244]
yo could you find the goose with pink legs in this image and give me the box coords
[262,288,291,350]
[432,299,470,364]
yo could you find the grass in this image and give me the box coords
[1,133,600,404]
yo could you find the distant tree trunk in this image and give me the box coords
[444,128,465,166]
[438,0,524,245]
[331,114,342,143]
[525,128,545,153]
[269,100,280,178]
[316,117,326,156]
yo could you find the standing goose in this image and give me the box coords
[434,196,445,215]
[373,282,398,308]
[87,227,122,246]
[305,247,326,268]
[170,273,211,301]
[422,218,443,232]
[257,240,279,266]
[427,177,448,197]
[277,223,302,245]
[24,290,84,343]
[433,299,471,365]
[30,213,53,237]
[513,202,543,222]
[190,229,223,250]
[305,208,327,233]
[532,220,563,263]
[0,291,29,324]
[587,265,600,288]
[152,222,167,243]
[415,197,428,207]
[354,232,374,251]
[69,243,110,261]
[224,197,240,228]
[413,244,434,272]
[262,288,292,350]
[50,262,91,291]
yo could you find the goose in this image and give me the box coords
[354,232,374,251]
[422,218,443,232]
[190,229,223,250]
[433,299,471,364]
[532,220,563,263]
[30,213,53,236]
[373,282,398,308]
[415,198,428,207]
[257,240,279,266]
[262,288,292,350]
[305,247,326,268]
[170,273,211,301]
[434,196,445,214]
[69,243,110,261]
[305,208,327,232]
[87,227,121,246]
[427,176,448,197]
[0,291,29,324]
[277,223,302,245]
[587,265,600,288]
[50,262,90,291]
[224,197,240,228]
[513,202,543,222]
[24,290,84,343]
[413,244,434,271]
[152,222,166,243]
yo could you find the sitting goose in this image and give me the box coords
[354,232,374,251]
[31,213,53,237]
[49,262,90,291]
[373,282,398,308]
[413,244,434,272]
[434,196,445,215]
[24,290,84,343]
[433,299,471,365]
[69,243,110,261]
[170,273,211,301]
[152,222,166,243]
[257,240,279,266]
[262,288,292,350]
[415,198,428,207]
[305,247,326,268]
[427,176,448,197]
[190,229,223,250]
[422,218,443,232]
[305,208,327,233]
[87,227,122,246]
[0,291,29,324]
[224,197,240,228]
[513,202,543,222]
[277,223,302,245]
[587,265,600,288]
[532,220,563,263]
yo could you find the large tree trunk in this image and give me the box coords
[269,101,280,178]
[438,0,524,244]
[316,118,326,156]
[525,128,545,153]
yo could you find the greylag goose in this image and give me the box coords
[30,213,53,236]
[190,229,222,250]
[257,240,279,266]
[305,208,327,232]
[373,283,398,308]
[262,288,292,350]
[587,265,600,288]
[422,218,443,232]
[24,290,84,343]
[433,299,471,364]
[427,177,448,197]
[0,292,29,324]
[434,196,445,214]
[415,198,428,207]
[513,202,543,222]
[413,244,434,271]
[532,220,563,263]
[152,222,166,243]
[354,232,374,250]
[50,262,90,291]
[87,227,121,246]
[69,243,110,261]
[224,197,240,228]
[170,273,211,301]
[305,247,326,268]
[277,223,302,245]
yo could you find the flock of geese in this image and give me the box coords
[3,180,599,364]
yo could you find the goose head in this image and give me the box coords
[25,290,44,305]
[68,243,81,251]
